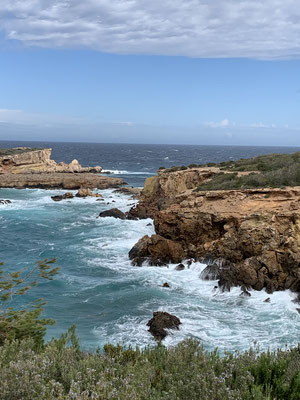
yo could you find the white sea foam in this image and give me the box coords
[101,169,153,175]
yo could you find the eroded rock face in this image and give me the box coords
[147,311,181,340]
[99,208,126,220]
[0,173,124,190]
[0,148,102,174]
[129,234,185,266]
[128,167,300,295]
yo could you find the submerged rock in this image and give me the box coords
[129,234,185,266]
[0,199,11,205]
[99,208,126,220]
[147,311,181,341]
[51,192,74,202]
[200,263,220,280]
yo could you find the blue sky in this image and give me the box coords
[0,1,300,145]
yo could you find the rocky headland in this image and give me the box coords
[128,153,300,296]
[0,147,124,189]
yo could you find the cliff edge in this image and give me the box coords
[128,154,300,295]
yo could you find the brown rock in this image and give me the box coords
[175,263,185,271]
[129,234,185,266]
[147,311,181,340]
[99,208,126,220]
[76,188,94,197]
[162,282,170,288]
[264,298,271,303]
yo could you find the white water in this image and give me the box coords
[1,188,299,351]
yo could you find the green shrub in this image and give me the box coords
[0,337,299,399]
[0,259,59,347]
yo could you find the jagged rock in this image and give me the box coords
[51,195,64,202]
[63,192,74,199]
[113,187,142,199]
[147,311,181,340]
[0,173,124,190]
[200,263,220,280]
[129,234,185,266]
[76,188,93,197]
[162,282,170,288]
[128,165,300,294]
[99,208,126,220]
[175,263,185,271]
[240,286,251,297]
[0,148,102,174]
[0,199,11,204]
[51,192,74,202]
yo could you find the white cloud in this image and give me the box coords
[1,1,300,59]
[205,118,230,128]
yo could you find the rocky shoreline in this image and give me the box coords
[0,147,124,189]
[128,166,300,297]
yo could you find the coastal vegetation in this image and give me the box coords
[159,151,300,190]
[0,147,41,157]
[0,260,300,399]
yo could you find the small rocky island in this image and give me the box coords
[128,152,300,298]
[0,147,124,189]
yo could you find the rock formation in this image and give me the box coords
[0,148,102,174]
[0,148,124,189]
[129,167,300,295]
[99,208,126,220]
[147,311,181,340]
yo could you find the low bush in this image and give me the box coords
[0,335,299,399]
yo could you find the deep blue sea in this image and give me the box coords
[0,141,300,351]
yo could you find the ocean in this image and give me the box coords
[0,141,300,351]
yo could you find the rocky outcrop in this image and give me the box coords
[0,173,124,190]
[76,189,103,198]
[129,234,185,266]
[0,148,102,174]
[99,208,126,220]
[147,311,181,341]
[0,147,124,189]
[128,167,300,295]
[51,192,74,201]
[113,187,142,199]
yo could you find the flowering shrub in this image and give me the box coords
[0,333,299,400]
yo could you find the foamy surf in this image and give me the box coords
[1,187,299,352]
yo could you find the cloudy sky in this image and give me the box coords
[0,0,299,145]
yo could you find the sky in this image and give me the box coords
[0,0,300,145]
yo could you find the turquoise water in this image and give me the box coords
[1,187,299,351]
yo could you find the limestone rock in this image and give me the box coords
[99,208,126,220]
[129,234,185,266]
[147,311,181,341]
[0,173,123,190]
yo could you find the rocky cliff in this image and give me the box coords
[0,147,124,189]
[0,147,102,174]
[129,167,300,295]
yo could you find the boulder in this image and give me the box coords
[147,311,181,340]
[175,263,185,271]
[162,282,170,288]
[51,195,64,202]
[129,234,185,266]
[51,192,75,202]
[76,188,94,197]
[0,199,11,205]
[200,263,220,280]
[99,208,126,220]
